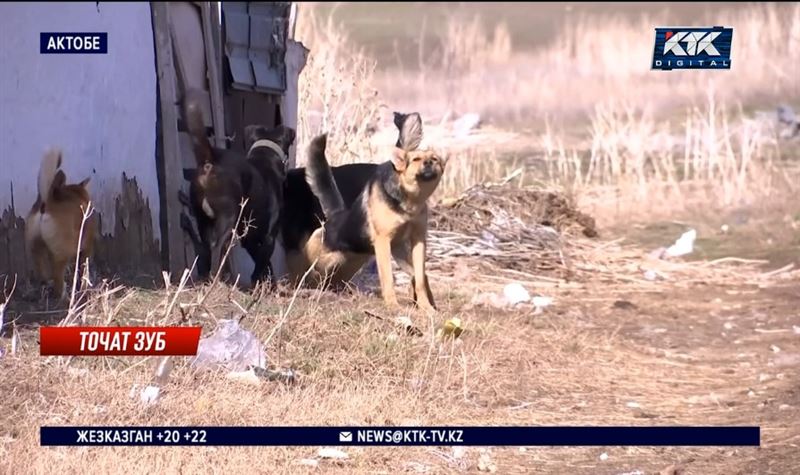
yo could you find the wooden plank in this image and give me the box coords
[280,39,308,169]
[201,2,226,148]
[151,2,186,279]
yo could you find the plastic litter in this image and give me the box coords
[664,229,697,258]
[140,385,161,405]
[190,319,266,372]
[317,448,349,460]
[437,318,464,340]
[503,283,531,306]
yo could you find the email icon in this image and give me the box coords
[339,431,353,442]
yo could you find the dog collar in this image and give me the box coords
[248,139,286,161]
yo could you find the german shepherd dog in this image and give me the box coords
[302,116,446,311]
[281,112,424,287]
[183,92,294,285]
[25,149,97,301]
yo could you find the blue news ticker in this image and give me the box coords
[40,32,108,54]
[40,426,761,447]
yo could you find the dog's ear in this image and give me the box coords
[52,170,67,189]
[79,177,91,189]
[283,127,297,150]
[397,112,423,151]
[243,124,260,151]
[391,148,408,172]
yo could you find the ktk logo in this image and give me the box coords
[652,26,732,71]
[663,31,721,56]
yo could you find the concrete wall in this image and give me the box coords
[0,2,159,240]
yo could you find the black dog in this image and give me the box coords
[182,90,295,285]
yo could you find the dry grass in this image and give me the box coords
[293,3,800,221]
[378,3,800,123]
[3,180,800,472]
[294,3,384,167]
[3,229,799,473]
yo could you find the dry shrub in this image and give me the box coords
[294,3,384,166]
[545,92,787,222]
[379,3,800,122]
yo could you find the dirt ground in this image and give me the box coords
[1,195,798,474]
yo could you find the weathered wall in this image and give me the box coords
[0,2,161,281]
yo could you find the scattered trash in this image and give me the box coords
[618,471,646,475]
[723,322,735,330]
[758,373,770,383]
[720,224,730,234]
[153,356,173,385]
[747,390,756,398]
[626,401,641,408]
[794,325,800,335]
[599,452,609,461]
[395,315,423,337]
[771,345,781,353]
[477,448,497,473]
[452,446,467,459]
[190,319,266,372]
[226,368,262,386]
[664,229,697,258]
[317,448,349,460]
[779,404,791,411]
[437,318,464,340]
[252,367,297,384]
[503,283,531,306]
[470,292,509,309]
[139,385,161,405]
[531,296,553,309]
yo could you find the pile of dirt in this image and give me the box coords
[431,183,598,238]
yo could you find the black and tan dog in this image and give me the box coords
[183,92,294,285]
[280,112,424,287]
[301,121,446,311]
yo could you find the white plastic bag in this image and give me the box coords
[190,319,266,372]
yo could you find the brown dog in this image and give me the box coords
[303,132,447,311]
[25,149,97,301]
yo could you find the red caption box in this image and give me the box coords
[39,326,203,356]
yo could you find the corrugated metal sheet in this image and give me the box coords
[222,1,290,94]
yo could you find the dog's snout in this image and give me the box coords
[423,158,434,167]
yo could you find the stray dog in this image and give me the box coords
[302,123,447,311]
[183,91,294,285]
[281,112,424,286]
[25,149,97,301]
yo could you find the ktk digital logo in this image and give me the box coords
[652,27,732,71]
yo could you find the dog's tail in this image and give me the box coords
[306,133,345,216]
[184,91,214,166]
[37,148,63,204]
